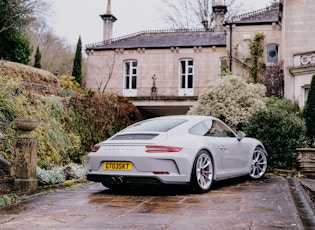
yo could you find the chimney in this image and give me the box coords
[100,0,117,41]
[212,0,227,32]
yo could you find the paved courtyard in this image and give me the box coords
[0,175,305,229]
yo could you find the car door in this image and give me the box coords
[204,119,248,172]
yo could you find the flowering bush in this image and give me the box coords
[188,75,266,129]
[36,163,88,185]
[59,74,80,90]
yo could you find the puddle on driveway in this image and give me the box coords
[88,195,115,204]
[136,202,187,213]
[109,200,141,207]
[150,196,185,203]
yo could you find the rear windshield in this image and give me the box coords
[122,119,187,132]
[111,134,158,140]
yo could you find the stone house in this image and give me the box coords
[85,0,315,116]
[227,0,315,107]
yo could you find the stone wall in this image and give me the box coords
[282,0,315,106]
[226,24,282,80]
[85,46,225,97]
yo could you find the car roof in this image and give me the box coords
[150,115,217,122]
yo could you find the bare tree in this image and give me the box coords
[262,61,284,98]
[89,53,116,94]
[0,0,51,34]
[162,0,244,30]
[26,20,76,75]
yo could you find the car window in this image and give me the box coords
[206,120,236,138]
[122,119,187,132]
[189,122,209,135]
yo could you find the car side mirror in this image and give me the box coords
[236,131,246,141]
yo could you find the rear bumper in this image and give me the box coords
[87,173,189,186]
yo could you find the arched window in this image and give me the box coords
[266,44,279,65]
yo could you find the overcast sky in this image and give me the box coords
[49,0,272,47]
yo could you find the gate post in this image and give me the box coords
[11,118,39,194]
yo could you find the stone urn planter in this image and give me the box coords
[297,148,315,178]
[14,118,39,138]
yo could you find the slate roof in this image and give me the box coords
[86,30,226,51]
[86,5,280,51]
[227,6,280,25]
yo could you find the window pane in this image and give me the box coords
[181,75,185,88]
[188,75,193,88]
[209,121,235,137]
[125,76,130,89]
[125,62,130,75]
[305,88,309,102]
[267,44,278,63]
[123,119,187,132]
[124,60,137,90]
[132,76,137,89]
[189,122,208,135]
[179,59,194,91]
[181,61,186,74]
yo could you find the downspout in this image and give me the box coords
[229,24,233,72]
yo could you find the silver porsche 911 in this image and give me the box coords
[87,115,268,193]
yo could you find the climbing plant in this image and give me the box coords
[231,32,266,83]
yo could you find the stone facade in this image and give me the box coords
[282,0,315,107]
[86,46,225,97]
[85,0,315,115]
[226,24,282,80]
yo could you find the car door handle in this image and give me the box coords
[220,146,227,151]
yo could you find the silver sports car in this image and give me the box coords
[87,115,268,193]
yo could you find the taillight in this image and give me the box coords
[91,145,100,152]
[145,145,182,153]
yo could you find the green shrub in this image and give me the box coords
[266,96,301,115]
[243,106,308,170]
[303,74,315,145]
[0,194,25,207]
[188,75,266,129]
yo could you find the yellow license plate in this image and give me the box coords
[103,162,132,171]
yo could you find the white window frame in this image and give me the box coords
[123,60,138,97]
[266,44,279,66]
[178,58,194,96]
[303,86,310,106]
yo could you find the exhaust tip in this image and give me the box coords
[116,176,124,185]
[110,177,116,184]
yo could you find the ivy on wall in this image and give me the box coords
[231,32,266,83]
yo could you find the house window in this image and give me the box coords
[123,60,137,97]
[267,44,279,65]
[178,59,194,96]
[303,86,310,106]
[220,57,228,75]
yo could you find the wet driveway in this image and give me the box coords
[0,175,303,229]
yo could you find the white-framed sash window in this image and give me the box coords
[123,60,137,97]
[178,59,194,96]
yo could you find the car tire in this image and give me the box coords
[190,150,214,193]
[249,147,268,179]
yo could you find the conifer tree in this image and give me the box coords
[303,74,315,145]
[72,36,82,86]
[34,45,41,68]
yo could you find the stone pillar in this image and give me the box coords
[297,148,315,178]
[11,118,39,194]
